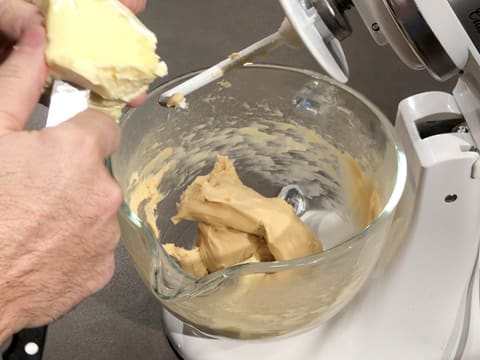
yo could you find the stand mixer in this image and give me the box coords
[154,0,480,359]
[4,2,479,360]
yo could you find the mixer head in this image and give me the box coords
[280,0,480,83]
[279,0,351,83]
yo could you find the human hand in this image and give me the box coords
[0,2,125,343]
[0,0,150,108]
[0,108,122,341]
[0,27,122,341]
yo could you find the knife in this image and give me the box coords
[2,80,90,360]
[43,79,90,126]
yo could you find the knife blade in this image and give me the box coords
[45,80,90,127]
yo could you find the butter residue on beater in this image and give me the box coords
[37,0,168,119]
[166,92,187,108]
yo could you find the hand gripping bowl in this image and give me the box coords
[108,64,407,339]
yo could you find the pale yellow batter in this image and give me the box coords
[126,119,382,281]
[166,156,323,277]
[341,155,381,229]
[163,244,208,278]
[197,223,273,273]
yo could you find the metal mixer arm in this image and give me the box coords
[280,0,480,82]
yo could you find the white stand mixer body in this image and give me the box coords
[164,86,480,359]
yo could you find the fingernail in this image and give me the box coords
[17,24,45,49]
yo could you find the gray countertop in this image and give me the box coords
[41,1,454,359]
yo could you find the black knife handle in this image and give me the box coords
[2,326,48,360]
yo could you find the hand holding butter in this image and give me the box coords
[0,0,162,345]
[38,0,168,119]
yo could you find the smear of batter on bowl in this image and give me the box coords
[166,155,323,278]
[126,120,382,280]
[218,80,232,89]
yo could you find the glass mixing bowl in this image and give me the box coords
[108,64,407,339]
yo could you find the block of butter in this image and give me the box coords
[38,0,168,119]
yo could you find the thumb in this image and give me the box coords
[0,25,48,136]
